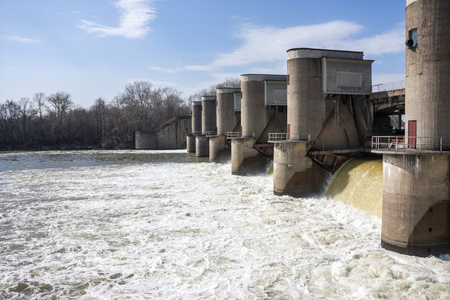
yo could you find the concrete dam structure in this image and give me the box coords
[183,0,450,257]
[186,101,202,153]
[372,0,450,257]
[209,88,241,163]
[195,96,217,157]
[272,48,373,196]
[230,74,288,174]
[135,116,191,150]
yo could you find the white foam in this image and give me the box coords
[0,150,449,299]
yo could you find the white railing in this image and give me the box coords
[268,133,288,141]
[372,80,405,93]
[206,131,217,137]
[371,136,450,152]
[268,132,310,142]
[226,132,242,138]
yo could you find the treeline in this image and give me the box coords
[0,81,190,150]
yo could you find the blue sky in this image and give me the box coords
[0,0,406,108]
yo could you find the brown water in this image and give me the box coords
[325,156,383,217]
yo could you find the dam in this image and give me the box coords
[180,0,449,257]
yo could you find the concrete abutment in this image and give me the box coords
[381,153,450,256]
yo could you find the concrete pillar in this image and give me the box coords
[191,101,202,135]
[210,88,241,162]
[194,96,216,158]
[405,0,450,150]
[217,88,241,135]
[274,48,371,196]
[195,135,209,157]
[209,135,228,162]
[186,134,195,153]
[231,137,269,174]
[382,153,450,256]
[380,0,450,256]
[231,74,286,174]
[201,96,216,135]
[190,101,203,156]
[273,142,329,196]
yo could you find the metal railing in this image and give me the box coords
[226,132,242,138]
[206,131,217,137]
[192,131,202,135]
[372,80,405,93]
[268,133,288,141]
[371,136,450,152]
[268,132,310,142]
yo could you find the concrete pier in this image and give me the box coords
[195,96,216,157]
[379,0,450,256]
[209,88,241,162]
[186,134,195,153]
[231,74,287,174]
[381,152,450,256]
[187,101,202,154]
[273,48,373,195]
[273,142,328,196]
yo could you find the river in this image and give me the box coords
[0,150,449,299]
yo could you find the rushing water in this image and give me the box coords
[0,150,449,299]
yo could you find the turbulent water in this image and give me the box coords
[325,157,383,218]
[0,150,449,299]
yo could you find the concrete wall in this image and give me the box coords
[405,0,450,149]
[382,153,450,256]
[135,116,191,149]
[157,116,190,149]
[322,57,373,95]
[135,131,156,149]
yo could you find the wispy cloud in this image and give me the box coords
[186,21,404,72]
[149,66,184,74]
[6,35,40,44]
[78,0,156,39]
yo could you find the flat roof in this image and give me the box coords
[287,47,363,54]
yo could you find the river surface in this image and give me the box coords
[0,150,449,299]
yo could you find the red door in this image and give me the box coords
[408,120,417,149]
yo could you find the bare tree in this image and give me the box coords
[47,92,73,143]
[188,77,241,103]
[33,92,46,120]
[18,97,36,145]
[91,98,106,143]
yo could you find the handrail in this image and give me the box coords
[206,131,217,137]
[268,133,288,141]
[372,80,405,93]
[268,132,310,142]
[192,131,202,135]
[371,136,450,152]
[226,132,242,138]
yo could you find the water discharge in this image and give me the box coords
[325,156,383,217]
[0,150,449,299]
